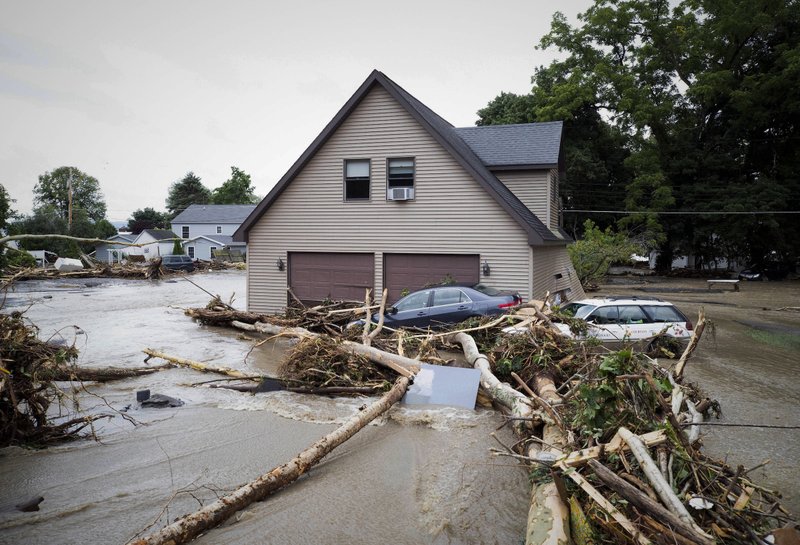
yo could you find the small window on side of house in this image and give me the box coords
[216,226,222,234]
[182,226,189,238]
[344,159,370,200]
[187,246,195,259]
[210,246,217,258]
[387,158,414,188]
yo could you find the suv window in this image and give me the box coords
[433,288,470,306]
[618,305,648,324]
[395,290,430,311]
[642,305,684,322]
[562,302,596,319]
[588,306,619,324]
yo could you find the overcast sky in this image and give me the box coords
[1,0,591,223]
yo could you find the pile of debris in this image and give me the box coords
[178,297,796,545]
[1,257,179,286]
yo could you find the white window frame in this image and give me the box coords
[216,226,222,234]
[181,226,189,238]
[344,159,371,201]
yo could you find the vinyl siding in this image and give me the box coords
[494,170,549,228]
[549,169,560,230]
[247,86,533,313]
[531,245,586,302]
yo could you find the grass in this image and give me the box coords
[747,329,800,351]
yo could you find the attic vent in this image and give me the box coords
[387,187,414,201]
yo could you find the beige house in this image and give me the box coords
[234,70,584,313]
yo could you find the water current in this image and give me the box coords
[0,272,530,544]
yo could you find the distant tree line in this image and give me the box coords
[478,0,799,271]
[1,165,260,264]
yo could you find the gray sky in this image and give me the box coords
[1,0,590,223]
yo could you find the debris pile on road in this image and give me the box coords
[183,297,796,544]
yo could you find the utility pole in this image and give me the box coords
[67,171,73,231]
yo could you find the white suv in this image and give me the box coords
[554,297,693,350]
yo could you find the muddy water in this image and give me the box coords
[601,277,800,515]
[0,273,529,544]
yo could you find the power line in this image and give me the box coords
[562,210,800,215]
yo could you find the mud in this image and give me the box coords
[601,276,800,514]
[0,273,529,544]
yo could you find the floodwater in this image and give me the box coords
[0,273,530,545]
[601,276,800,515]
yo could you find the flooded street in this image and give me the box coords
[0,272,529,544]
[602,276,800,515]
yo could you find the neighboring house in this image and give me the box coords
[126,229,178,261]
[171,204,255,260]
[95,233,135,263]
[234,70,585,313]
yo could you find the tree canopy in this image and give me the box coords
[211,166,259,204]
[481,0,800,269]
[165,172,211,217]
[0,183,13,232]
[127,207,170,234]
[33,166,107,223]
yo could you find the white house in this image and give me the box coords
[126,229,179,261]
[94,233,135,263]
[171,204,255,260]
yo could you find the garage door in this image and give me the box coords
[289,252,374,303]
[384,254,480,302]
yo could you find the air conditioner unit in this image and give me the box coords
[388,187,414,201]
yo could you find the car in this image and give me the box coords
[551,296,693,351]
[738,262,791,281]
[356,284,522,330]
[161,254,195,272]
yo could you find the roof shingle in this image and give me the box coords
[454,122,562,168]
[172,204,256,224]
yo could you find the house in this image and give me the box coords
[171,204,255,260]
[94,233,135,263]
[126,229,179,261]
[233,70,585,313]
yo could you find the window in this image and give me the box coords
[216,226,222,234]
[588,306,619,324]
[344,159,370,200]
[210,246,217,258]
[395,290,431,312]
[618,305,648,324]
[433,288,470,306]
[641,305,684,323]
[187,246,195,258]
[387,158,414,188]
[182,226,189,238]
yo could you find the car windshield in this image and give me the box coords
[561,302,596,320]
[471,283,500,296]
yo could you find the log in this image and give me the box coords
[675,309,706,378]
[557,429,667,468]
[127,376,410,545]
[588,460,715,545]
[446,331,535,433]
[234,321,420,378]
[50,365,167,382]
[559,463,652,545]
[617,427,711,540]
[142,349,265,379]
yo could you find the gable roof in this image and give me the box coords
[234,70,564,246]
[99,233,135,244]
[172,204,257,224]
[454,122,563,169]
[138,229,177,241]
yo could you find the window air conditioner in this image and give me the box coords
[387,187,414,201]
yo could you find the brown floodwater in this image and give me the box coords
[600,276,800,515]
[0,273,530,545]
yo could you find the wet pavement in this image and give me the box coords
[0,272,530,544]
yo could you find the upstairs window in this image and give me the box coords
[216,225,222,234]
[387,158,414,188]
[181,226,189,238]
[344,159,370,200]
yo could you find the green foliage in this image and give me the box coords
[94,219,118,240]
[171,239,184,255]
[33,166,107,222]
[211,166,259,204]
[0,183,14,231]
[166,172,211,217]
[568,220,640,285]
[5,248,36,268]
[8,206,111,258]
[127,207,169,234]
[485,0,800,267]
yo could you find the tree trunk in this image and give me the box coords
[50,365,167,382]
[142,349,265,379]
[675,309,706,378]
[127,376,410,545]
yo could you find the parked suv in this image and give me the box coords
[161,255,195,272]
[553,297,693,350]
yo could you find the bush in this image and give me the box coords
[568,220,640,286]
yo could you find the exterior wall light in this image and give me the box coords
[482,260,491,276]
[276,257,285,271]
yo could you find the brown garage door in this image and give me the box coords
[384,254,480,302]
[289,252,374,303]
